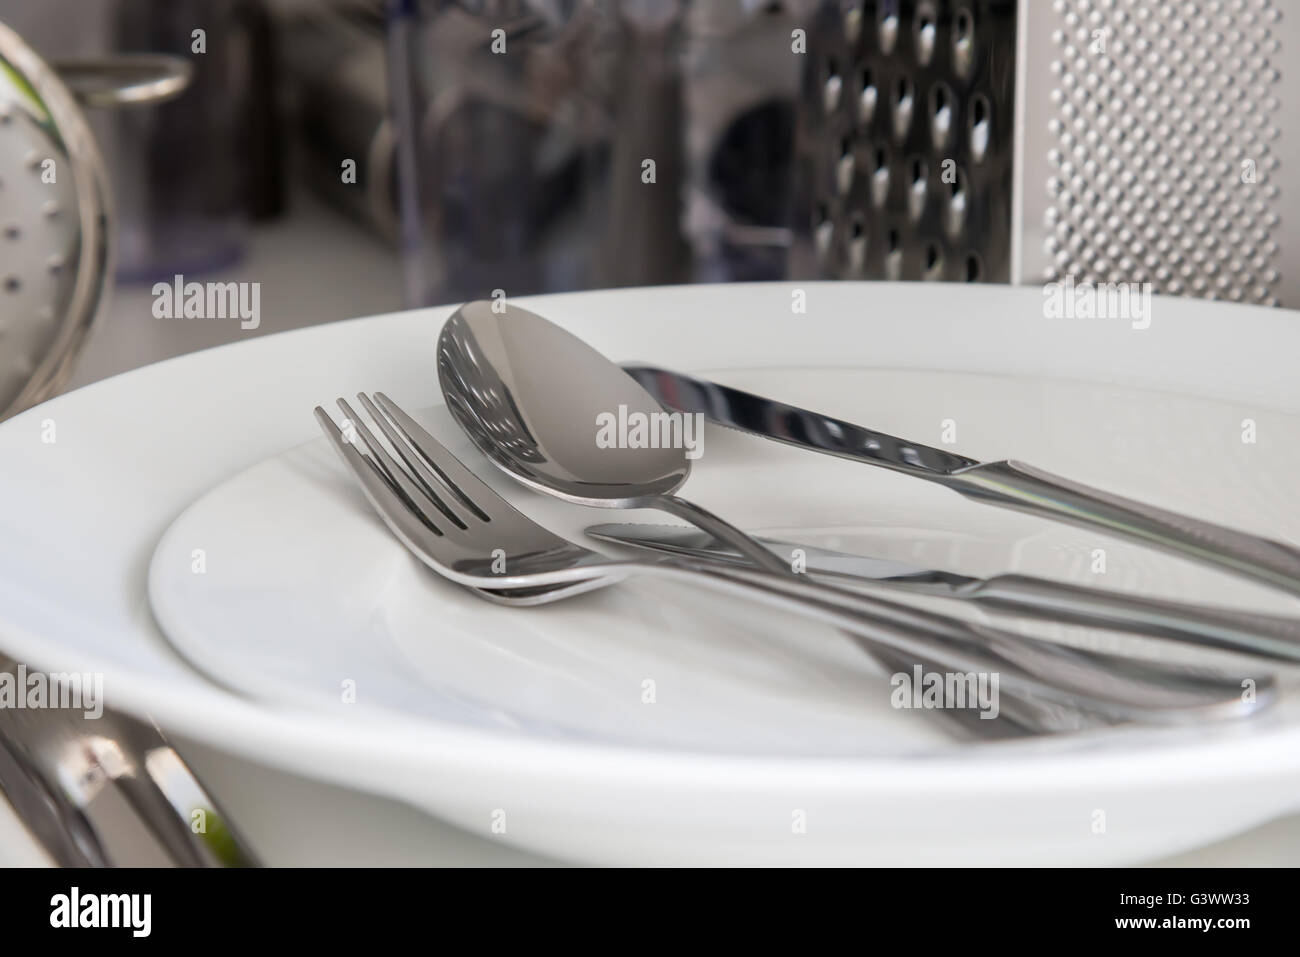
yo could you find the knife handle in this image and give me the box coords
[945,460,1300,600]
[966,574,1300,661]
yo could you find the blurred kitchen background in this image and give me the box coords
[0,0,1292,397]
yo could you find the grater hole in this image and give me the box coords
[858,68,878,126]
[908,157,928,221]
[3,276,20,294]
[2,223,18,240]
[924,243,943,278]
[814,203,833,259]
[965,254,981,282]
[892,76,914,140]
[843,4,863,43]
[847,214,867,272]
[945,167,968,238]
[878,3,899,54]
[887,228,900,253]
[969,94,991,163]
[953,7,975,77]
[824,58,843,113]
[835,136,856,195]
[915,2,938,66]
[870,145,890,208]
[929,83,954,150]
[955,8,973,41]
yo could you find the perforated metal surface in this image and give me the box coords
[0,101,82,406]
[791,0,1017,282]
[1018,0,1298,306]
[0,21,109,420]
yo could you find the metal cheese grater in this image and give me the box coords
[791,0,1017,283]
[791,0,1298,307]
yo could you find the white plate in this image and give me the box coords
[151,374,1299,753]
[4,283,1300,865]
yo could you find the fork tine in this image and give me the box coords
[372,392,497,522]
[314,406,455,560]
[355,393,474,529]
[335,397,458,535]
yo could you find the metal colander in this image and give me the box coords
[0,20,110,419]
[0,20,190,420]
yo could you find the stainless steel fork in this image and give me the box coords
[313,393,1275,732]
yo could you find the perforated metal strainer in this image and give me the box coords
[0,21,191,420]
[0,20,111,419]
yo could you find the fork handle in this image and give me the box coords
[944,460,1300,599]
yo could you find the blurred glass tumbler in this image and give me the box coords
[387,0,624,305]
[100,0,259,281]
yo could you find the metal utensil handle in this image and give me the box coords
[676,563,1266,723]
[946,460,1300,599]
[655,494,793,575]
[0,657,259,867]
[968,574,1300,661]
[53,54,193,108]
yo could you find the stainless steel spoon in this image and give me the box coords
[436,300,792,575]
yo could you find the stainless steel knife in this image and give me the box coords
[622,364,1300,600]
[587,522,1300,663]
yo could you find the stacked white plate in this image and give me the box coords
[2,283,1299,865]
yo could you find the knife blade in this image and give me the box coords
[588,522,1300,662]
[622,364,1300,599]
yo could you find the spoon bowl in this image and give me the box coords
[437,299,792,574]
[437,300,691,507]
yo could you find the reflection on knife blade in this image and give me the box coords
[622,364,980,476]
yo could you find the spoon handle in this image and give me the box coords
[653,495,793,576]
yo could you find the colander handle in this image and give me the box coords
[52,54,192,109]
